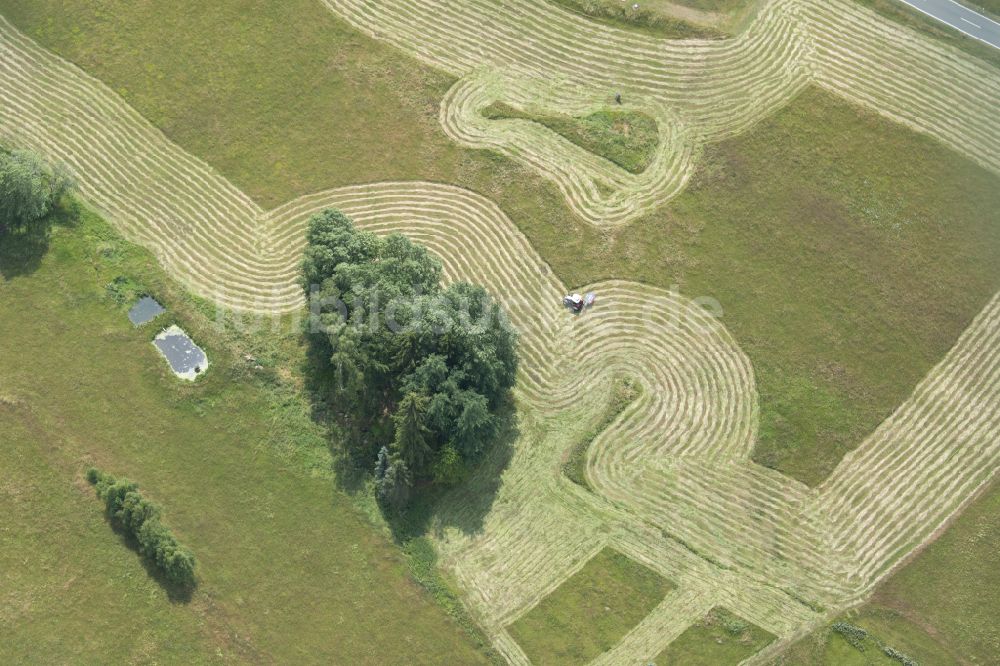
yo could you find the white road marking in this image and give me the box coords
[894,0,1000,49]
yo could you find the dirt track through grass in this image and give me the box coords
[2,7,1000,664]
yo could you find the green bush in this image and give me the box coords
[87,468,196,588]
[832,621,869,650]
[721,615,748,635]
[883,645,918,666]
[0,149,75,232]
[105,275,148,304]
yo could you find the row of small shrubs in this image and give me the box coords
[832,621,868,650]
[832,621,917,665]
[86,468,196,588]
[883,645,919,666]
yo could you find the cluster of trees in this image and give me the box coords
[301,209,518,510]
[0,149,75,233]
[86,468,196,588]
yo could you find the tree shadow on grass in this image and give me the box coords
[299,332,520,541]
[300,336,385,495]
[101,517,195,604]
[385,398,519,544]
[0,203,78,280]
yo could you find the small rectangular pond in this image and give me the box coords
[153,325,208,380]
[128,296,166,326]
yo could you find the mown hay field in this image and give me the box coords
[778,477,1000,665]
[3,0,998,487]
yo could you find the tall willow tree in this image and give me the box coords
[0,150,75,232]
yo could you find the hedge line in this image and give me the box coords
[86,468,196,588]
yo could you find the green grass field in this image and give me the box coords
[655,607,775,665]
[968,0,1000,15]
[0,410,212,662]
[507,548,673,664]
[0,203,492,663]
[4,1,998,488]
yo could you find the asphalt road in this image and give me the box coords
[896,0,1000,49]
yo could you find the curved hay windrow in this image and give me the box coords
[322,0,1000,226]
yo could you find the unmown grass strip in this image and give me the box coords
[482,102,660,174]
[404,537,505,664]
[955,0,1000,18]
[774,613,952,665]
[507,548,674,664]
[681,0,751,10]
[970,0,1000,17]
